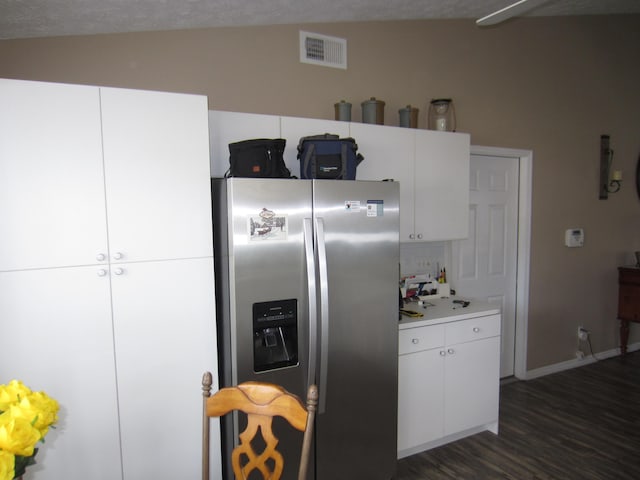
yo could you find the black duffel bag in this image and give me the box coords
[225,138,293,178]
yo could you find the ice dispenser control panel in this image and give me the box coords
[253,299,298,372]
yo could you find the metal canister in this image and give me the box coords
[361,97,385,125]
[334,100,352,121]
[399,105,419,128]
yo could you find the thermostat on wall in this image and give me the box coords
[565,228,584,248]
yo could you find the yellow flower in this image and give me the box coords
[0,411,41,456]
[10,392,59,437]
[0,450,16,480]
[0,380,32,411]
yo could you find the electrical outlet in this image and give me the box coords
[577,327,589,341]
[416,257,431,270]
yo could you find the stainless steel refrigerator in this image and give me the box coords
[212,178,399,480]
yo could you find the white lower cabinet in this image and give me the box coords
[398,313,501,458]
[0,267,123,480]
[111,258,219,479]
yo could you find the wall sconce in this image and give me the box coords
[599,134,622,199]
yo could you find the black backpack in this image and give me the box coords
[225,138,293,178]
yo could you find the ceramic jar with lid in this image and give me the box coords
[361,97,385,124]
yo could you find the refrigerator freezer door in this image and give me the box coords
[313,180,400,480]
[214,178,314,480]
[223,178,312,390]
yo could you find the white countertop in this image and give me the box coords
[399,296,500,330]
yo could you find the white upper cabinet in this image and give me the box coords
[354,123,469,242]
[101,88,213,262]
[0,80,213,271]
[0,79,108,271]
[349,123,416,240]
[208,110,281,177]
[414,130,470,241]
[207,110,470,242]
[280,116,350,178]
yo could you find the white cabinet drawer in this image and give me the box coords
[399,324,445,355]
[445,314,500,345]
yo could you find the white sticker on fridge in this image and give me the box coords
[248,208,288,241]
[345,200,361,212]
[367,200,384,217]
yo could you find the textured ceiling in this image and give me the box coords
[1,0,640,40]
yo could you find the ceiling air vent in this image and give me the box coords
[300,31,347,69]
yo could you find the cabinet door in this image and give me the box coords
[350,123,416,241]
[208,110,281,177]
[0,79,108,271]
[414,130,470,241]
[100,88,213,264]
[110,258,220,480]
[281,116,351,178]
[397,348,445,453]
[0,267,122,480]
[444,336,500,435]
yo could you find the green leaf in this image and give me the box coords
[13,449,38,477]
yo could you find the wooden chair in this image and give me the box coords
[202,372,318,480]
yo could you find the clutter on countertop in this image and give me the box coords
[399,295,500,329]
[400,271,451,300]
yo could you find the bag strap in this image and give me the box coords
[301,143,316,177]
[340,142,348,179]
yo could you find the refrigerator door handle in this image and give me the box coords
[315,217,329,414]
[303,218,318,391]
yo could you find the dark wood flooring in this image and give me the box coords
[395,351,640,479]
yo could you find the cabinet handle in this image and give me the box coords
[412,338,419,344]
[417,233,423,239]
[97,269,108,277]
[114,267,124,275]
[439,350,446,356]
[473,327,480,333]
[409,234,416,240]
[447,348,455,355]
[112,252,124,260]
[96,253,106,261]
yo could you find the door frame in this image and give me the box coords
[469,145,532,380]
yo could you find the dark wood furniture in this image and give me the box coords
[617,266,640,355]
[201,373,318,480]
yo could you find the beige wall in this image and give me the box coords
[2,15,639,370]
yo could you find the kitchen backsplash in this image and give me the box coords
[400,241,448,279]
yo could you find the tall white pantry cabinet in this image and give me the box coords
[0,79,221,479]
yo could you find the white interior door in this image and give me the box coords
[452,154,519,377]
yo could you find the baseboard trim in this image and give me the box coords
[523,341,640,380]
